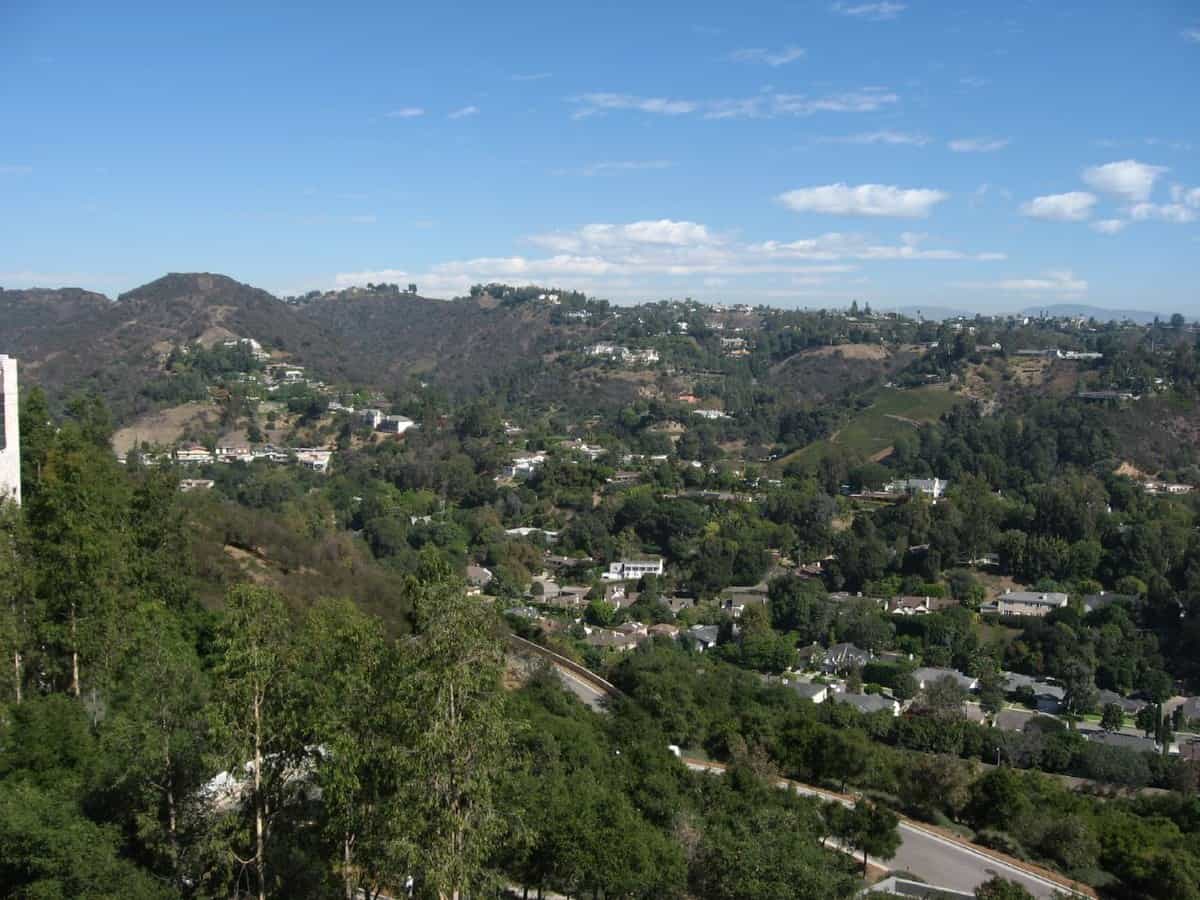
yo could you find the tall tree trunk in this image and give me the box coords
[69,602,80,697]
[12,647,20,704]
[254,692,266,900]
[164,729,179,875]
[343,832,354,900]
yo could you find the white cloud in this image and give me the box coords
[335,268,411,287]
[571,93,698,118]
[948,137,1011,152]
[448,105,479,119]
[1129,203,1197,224]
[956,270,1087,295]
[778,183,947,218]
[335,219,1004,299]
[751,231,1003,262]
[766,90,898,117]
[1090,219,1127,234]
[819,130,929,146]
[1020,192,1097,222]
[564,160,675,177]
[531,219,719,253]
[1170,184,1200,207]
[570,88,897,120]
[385,107,425,119]
[1082,159,1167,202]
[729,46,806,66]
[1183,28,1200,43]
[832,2,906,20]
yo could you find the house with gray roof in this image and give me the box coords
[991,589,1069,617]
[837,693,900,716]
[1087,731,1160,755]
[821,642,872,673]
[913,667,978,691]
[1097,689,1146,716]
[787,681,830,704]
[687,624,720,652]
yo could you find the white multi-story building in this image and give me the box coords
[605,558,665,580]
[0,355,20,505]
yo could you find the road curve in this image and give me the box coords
[684,759,1092,899]
[511,639,1092,899]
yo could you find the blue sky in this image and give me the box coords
[1,0,1198,312]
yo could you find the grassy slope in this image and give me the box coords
[782,385,965,466]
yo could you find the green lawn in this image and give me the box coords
[781,386,965,466]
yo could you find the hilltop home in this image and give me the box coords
[0,355,21,505]
[821,642,872,673]
[605,558,664,580]
[687,625,720,652]
[837,693,900,716]
[883,477,947,499]
[992,589,1069,617]
[378,414,414,434]
[913,667,978,692]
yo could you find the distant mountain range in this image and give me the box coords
[1016,304,1173,325]
[884,303,1175,324]
[0,273,598,422]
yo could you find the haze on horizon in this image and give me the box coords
[1,1,1198,313]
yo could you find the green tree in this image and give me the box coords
[289,597,400,900]
[1100,702,1125,733]
[920,675,968,718]
[399,560,512,899]
[975,876,1035,900]
[892,671,919,701]
[1136,704,1159,737]
[0,501,35,704]
[209,584,295,900]
[97,603,208,882]
[978,667,1006,719]
[842,801,900,875]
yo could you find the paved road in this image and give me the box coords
[552,665,609,712]
[683,760,1086,899]
[523,647,1089,899]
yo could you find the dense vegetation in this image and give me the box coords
[6,276,1200,898]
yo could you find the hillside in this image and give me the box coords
[0,274,360,421]
[0,275,608,422]
[780,384,965,466]
[294,286,596,394]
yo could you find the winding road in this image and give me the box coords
[509,635,1093,899]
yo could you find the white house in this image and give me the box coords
[605,558,665,580]
[502,453,546,479]
[884,477,947,499]
[693,409,730,420]
[358,408,384,429]
[175,445,215,465]
[993,589,1069,617]
[378,415,414,434]
[0,355,20,505]
[294,449,333,473]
